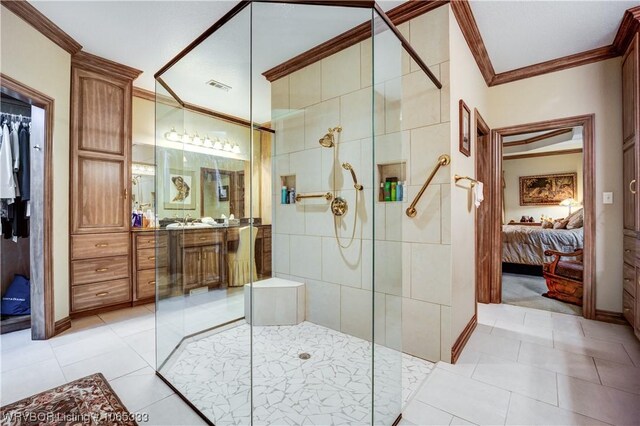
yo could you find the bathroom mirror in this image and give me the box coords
[201,167,245,218]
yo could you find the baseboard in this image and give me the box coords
[54,316,71,336]
[451,314,477,363]
[595,309,628,325]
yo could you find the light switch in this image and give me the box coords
[603,192,613,204]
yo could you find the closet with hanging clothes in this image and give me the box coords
[0,93,33,333]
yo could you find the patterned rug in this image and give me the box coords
[0,373,137,426]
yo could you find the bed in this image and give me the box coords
[502,224,583,266]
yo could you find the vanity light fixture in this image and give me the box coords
[132,163,155,176]
[164,129,242,155]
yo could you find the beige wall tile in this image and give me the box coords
[411,243,452,306]
[271,76,290,118]
[290,148,323,192]
[274,111,305,155]
[361,39,372,89]
[440,305,452,362]
[440,61,451,123]
[322,44,361,100]
[290,62,322,109]
[373,240,403,296]
[321,236,362,288]
[402,298,441,361]
[290,235,322,280]
[410,4,449,68]
[409,123,451,186]
[402,69,441,130]
[385,294,402,351]
[340,87,384,142]
[273,233,290,274]
[441,183,451,245]
[304,98,340,150]
[273,202,305,235]
[341,286,373,341]
[306,279,341,331]
[401,185,442,244]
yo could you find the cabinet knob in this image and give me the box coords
[199,237,207,241]
[95,268,108,272]
[148,280,156,285]
[95,243,109,248]
[147,256,155,260]
[631,179,637,195]
[96,292,109,297]
[625,249,632,253]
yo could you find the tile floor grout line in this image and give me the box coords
[503,391,512,425]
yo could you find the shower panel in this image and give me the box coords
[153,1,443,424]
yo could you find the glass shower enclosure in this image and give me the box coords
[153,1,442,424]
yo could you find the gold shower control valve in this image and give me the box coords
[331,197,348,217]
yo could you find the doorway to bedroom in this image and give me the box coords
[501,126,585,315]
[476,115,596,320]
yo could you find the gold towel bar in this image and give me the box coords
[454,174,479,187]
[406,154,451,218]
[295,192,333,202]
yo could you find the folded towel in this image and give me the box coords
[474,181,484,207]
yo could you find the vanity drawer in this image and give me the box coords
[72,233,129,260]
[137,247,168,270]
[623,290,635,325]
[136,232,167,249]
[624,236,636,266]
[71,256,129,286]
[71,278,131,312]
[180,230,224,247]
[624,263,636,297]
[136,268,157,300]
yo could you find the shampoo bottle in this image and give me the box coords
[384,181,391,201]
[289,188,296,204]
[391,181,397,201]
[281,186,288,204]
[397,181,403,202]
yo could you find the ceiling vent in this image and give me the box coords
[205,79,232,92]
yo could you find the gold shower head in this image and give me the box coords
[318,126,342,148]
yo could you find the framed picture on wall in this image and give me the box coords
[519,172,577,206]
[164,169,196,210]
[459,99,471,157]
[218,185,229,202]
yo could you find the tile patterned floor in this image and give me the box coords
[1,302,639,425]
[161,321,434,425]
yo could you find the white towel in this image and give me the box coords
[474,181,484,207]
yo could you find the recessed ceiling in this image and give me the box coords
[470,0,638,73]
[503,127,583,156]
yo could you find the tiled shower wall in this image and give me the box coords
[271,6,452,362]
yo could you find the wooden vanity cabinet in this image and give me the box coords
[174,230,225,293]
[132,231,168,302]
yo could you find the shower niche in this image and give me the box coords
[154,1,443,424]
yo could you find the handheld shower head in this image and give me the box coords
[318,126,342,148]
[342,162,363,191]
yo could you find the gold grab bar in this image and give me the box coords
[406,154,451,218]
[454,174,479,187]
[295,192,333,202]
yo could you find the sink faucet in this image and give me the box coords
[183,213,191,226]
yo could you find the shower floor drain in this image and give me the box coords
[298,352,311,360]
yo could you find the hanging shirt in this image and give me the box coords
[0,123,16,202]
[18,125,30,201]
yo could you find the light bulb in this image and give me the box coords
[193,133,202,145]
[181,132,191,144]
[224,140,232,151]
[204,135,213,148]
[232,144,241,154]
[213,138,222,150]
[166,127,179,141]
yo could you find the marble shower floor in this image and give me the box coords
[161,321,434,425]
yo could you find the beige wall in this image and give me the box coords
[488,59,623,312]
[448,6,489,351]
[503,152,584,222]
[1,7,71,321]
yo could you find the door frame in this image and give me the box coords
[483,114,596,319]
[474,109,492,305]
[0,73,55,338]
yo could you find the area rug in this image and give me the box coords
[0,373,138,426]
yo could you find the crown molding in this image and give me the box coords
[613,6,640,54]
[262,0,449,82]
[72,51,143,81]
[503,148,583,161]
[1,0,82,55]
[452,0,638,87]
